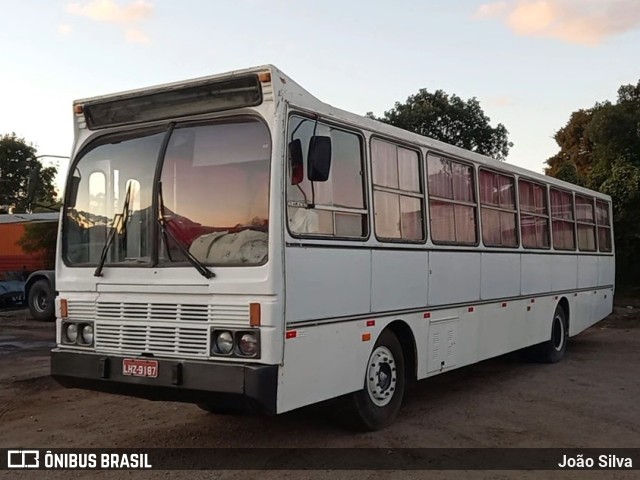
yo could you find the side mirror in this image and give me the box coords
[67,175,81,209]
[288,139,304,185]
[307,136,331,182]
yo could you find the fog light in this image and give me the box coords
[81,324,94,345]
[65,323,78,343]
[238,332,258,356]
[214,331,234,355]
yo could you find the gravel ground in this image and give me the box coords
[1,296,639,479]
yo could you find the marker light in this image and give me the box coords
[66,323,78,343]
[238,333,258,356]
[214,331,234,355]
[80,324,94,345]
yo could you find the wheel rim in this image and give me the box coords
[552,314,565,351]
[366,346,397,407]
[34,291,47,313]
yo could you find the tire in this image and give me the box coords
[346,329,406,431]
[28,279,55,322]
[528,305,568,363]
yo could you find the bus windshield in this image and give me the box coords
[63,117,271,268]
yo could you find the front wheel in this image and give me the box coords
[28,279,55,322]
[346,329,405,431]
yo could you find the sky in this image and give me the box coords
[1,0,639,196]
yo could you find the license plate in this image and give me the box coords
[122,358,159,378]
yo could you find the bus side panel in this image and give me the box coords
[428,296,555,377]
[277,314,427,414]
[577,256,598,288]
[284,247,371,322]
[570,287,614,336]
[598,255,615,288]
[521,255,552,295]
[371,250,428,312]
[428,251,481,306]
[550,255,578,291]
[480,253,520,300]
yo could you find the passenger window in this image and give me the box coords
[479,169,517,247]
[518,179,550,249]
[575,195,596,251]
[550,188,576,250]
[427,154,477,244]
[595,200,612,252]
[372,138,424,241]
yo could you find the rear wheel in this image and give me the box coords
[28,279,55,322]
[346,329,405,431]
[528,305,568,363]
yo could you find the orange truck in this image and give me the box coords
[0,213,58,318]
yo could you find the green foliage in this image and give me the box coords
[17,222,58,270]
[545,80,640,283]
[367,89,513,160]
[0,133,58,213]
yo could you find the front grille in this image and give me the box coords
[67,301,96,320]
[66,300,251,357]
[91,302,249,325]
[96,303,210,322]
[95,322,209,357]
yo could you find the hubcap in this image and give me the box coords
[366,346,397,407]
[35,292,47,312]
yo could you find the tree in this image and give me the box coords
[367,89,513,160]
[17,221,58,270]
[545,80,640,284]
[0,133,58,213]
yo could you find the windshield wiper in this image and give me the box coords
[157,181,215,279]
[94,183,133,277]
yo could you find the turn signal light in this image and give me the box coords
[60,298,68,318]
[250,303,261,326]
[258,71,271,83]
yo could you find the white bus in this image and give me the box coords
[51,65,614,430]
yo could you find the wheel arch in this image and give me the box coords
[384,320,418,381]
[557,296,570,332]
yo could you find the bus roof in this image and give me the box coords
[73,64,610,201]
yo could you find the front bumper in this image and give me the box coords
[51,349,278,414]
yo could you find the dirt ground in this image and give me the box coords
[1,295,640,480]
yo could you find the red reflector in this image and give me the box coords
[530,299,535,303]
[468,307,474,313]
[554,296,559,300]
[285,330,297,339]
[502,303,507,308]
[423,312,431,319]
[366,320,375,327]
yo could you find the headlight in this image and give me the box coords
[214,331,234,355]
[238,332,258,356]
[80,324,94,345]
[65,323,78,343]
